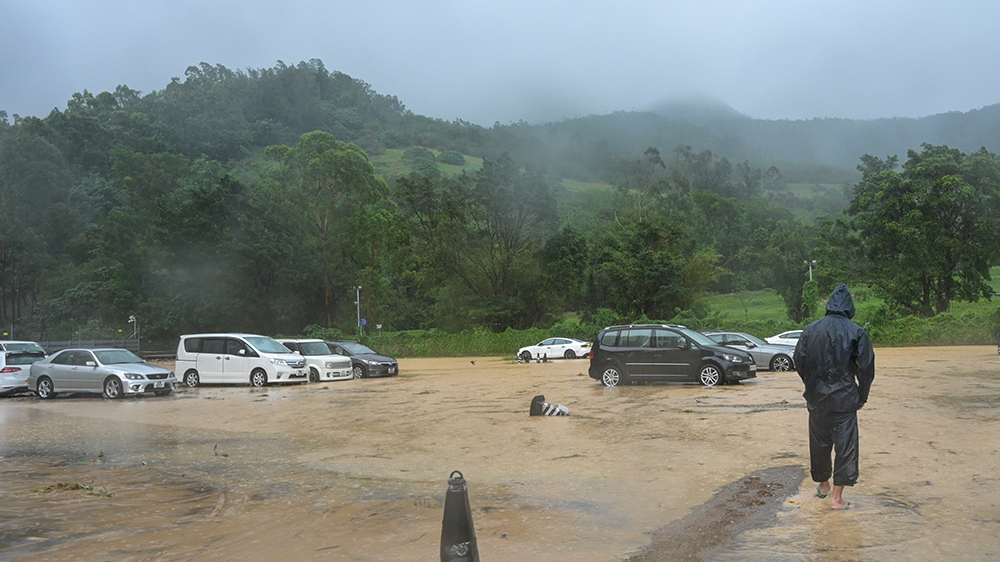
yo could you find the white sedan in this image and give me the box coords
[765,330,803,346]
[517,338,591,361]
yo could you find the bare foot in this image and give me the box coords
[831,500,851,510]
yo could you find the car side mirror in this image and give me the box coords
[677,340,689,350]
[86,361,97,367]
[238,349,246,356]
[745,342,757,348]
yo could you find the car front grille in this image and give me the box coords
[146,373,169,380]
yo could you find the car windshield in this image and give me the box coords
[740,333,768,346]
[94,349,143,365]
[245,336,294,354]
[298,341,332,355]
[4,342,45,353]
[340,342,377,355]
[676,327,719,348]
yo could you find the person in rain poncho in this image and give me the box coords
[793,284,875,510]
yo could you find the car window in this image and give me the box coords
[71,351,95,366]
[706,334,725,344]
[3,342,46,353]
[654,330,686,348]
[244,336,292,354]
[183,338,201,353]
[95,350,142,364]
[299,341,331,355]
[49,351,73,365]
[4,352,44,365]
[729,335,750,345]
[539,339,555,346]
[340,342,377,355]
[600,331,619,347]
[620,329,653,348]
[226,339,248,356]
[201,338,226,354]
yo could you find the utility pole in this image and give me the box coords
[355,286,362,337]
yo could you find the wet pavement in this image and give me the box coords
[1,346,998,561]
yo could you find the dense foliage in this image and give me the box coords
[2,59,999,348]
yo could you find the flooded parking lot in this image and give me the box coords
[1,346,998,561]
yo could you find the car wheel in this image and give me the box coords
[250,369,268,387]
[154,389,173,397]
[770,355,793,372]
[519,351,532,362]
[103,377,124,399]
[183,370,199,388]
[699,364,722,387]
[564,350,576,359]
[36,377,56,399]
[601,366,629,387]
[309,368,320,383]
[352,365,366,379]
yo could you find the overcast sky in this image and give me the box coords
[3,1,1000,126]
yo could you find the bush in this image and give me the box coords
[437,150,466,165]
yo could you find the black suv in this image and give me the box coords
[588,324,757,387]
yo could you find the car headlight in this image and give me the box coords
[365,359,381,365]
[722,354,744,363]
[122,373,145,380]
[270,358,288,367]
[324,361,334,369]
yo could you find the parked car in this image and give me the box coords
[278,339,352,382]
[765,330,803,346]
[0,340,47,354]
[1,350,46,395]
[701,331,795,371]
[176,334,308,387]
[588,324,756,387]
[517,337,591,361]
[325,341,398,378]
[28,348,177,399]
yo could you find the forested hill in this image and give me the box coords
[2,59,1000,344]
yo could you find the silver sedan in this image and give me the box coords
[29,348,178,399]
[701,331,796,371]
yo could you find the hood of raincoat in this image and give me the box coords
[825,284,855,319]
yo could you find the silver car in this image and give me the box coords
[701,331,795,372]
[29,348,178,399]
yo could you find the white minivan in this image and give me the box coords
[277,339,352,382]
[176,334,308,387]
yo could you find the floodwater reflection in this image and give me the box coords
[0,347,998,561]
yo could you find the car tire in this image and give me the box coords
[564,350,576,359]
[309,368,320,383]
[352,365,366,379]
[770,355,793,372]
[103,377,124,399]
[699,364,722,387]
[250,369,268,387]
[36,377,56,399]
[601,366,629,387]
[183,370,199,388]
[519,351,532,362]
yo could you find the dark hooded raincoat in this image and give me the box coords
[794,284,875,411]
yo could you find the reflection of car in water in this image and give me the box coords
[700,331,795,371]
[517,338,591,361]
[28,348,177,399]
[1,350,46,395]
[325,341,399,379]
[588,324,756,387]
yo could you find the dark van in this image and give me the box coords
[588,324,757,387]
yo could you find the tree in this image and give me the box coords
[847,144,1000,316]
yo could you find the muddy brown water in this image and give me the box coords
[1,347,998,561]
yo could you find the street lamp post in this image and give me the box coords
[805,260,817,281]
[356,286,362,337]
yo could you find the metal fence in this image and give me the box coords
[37,338,141,355]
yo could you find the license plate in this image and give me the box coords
[750,365,757,371]
[154,381,164,388]
[389,367,396,374]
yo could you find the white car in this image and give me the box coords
[1,350,46,395]
[517,337,591,361]
[765,330,803,346]
[278,339,352,382]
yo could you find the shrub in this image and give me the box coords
[437,150,466,165]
